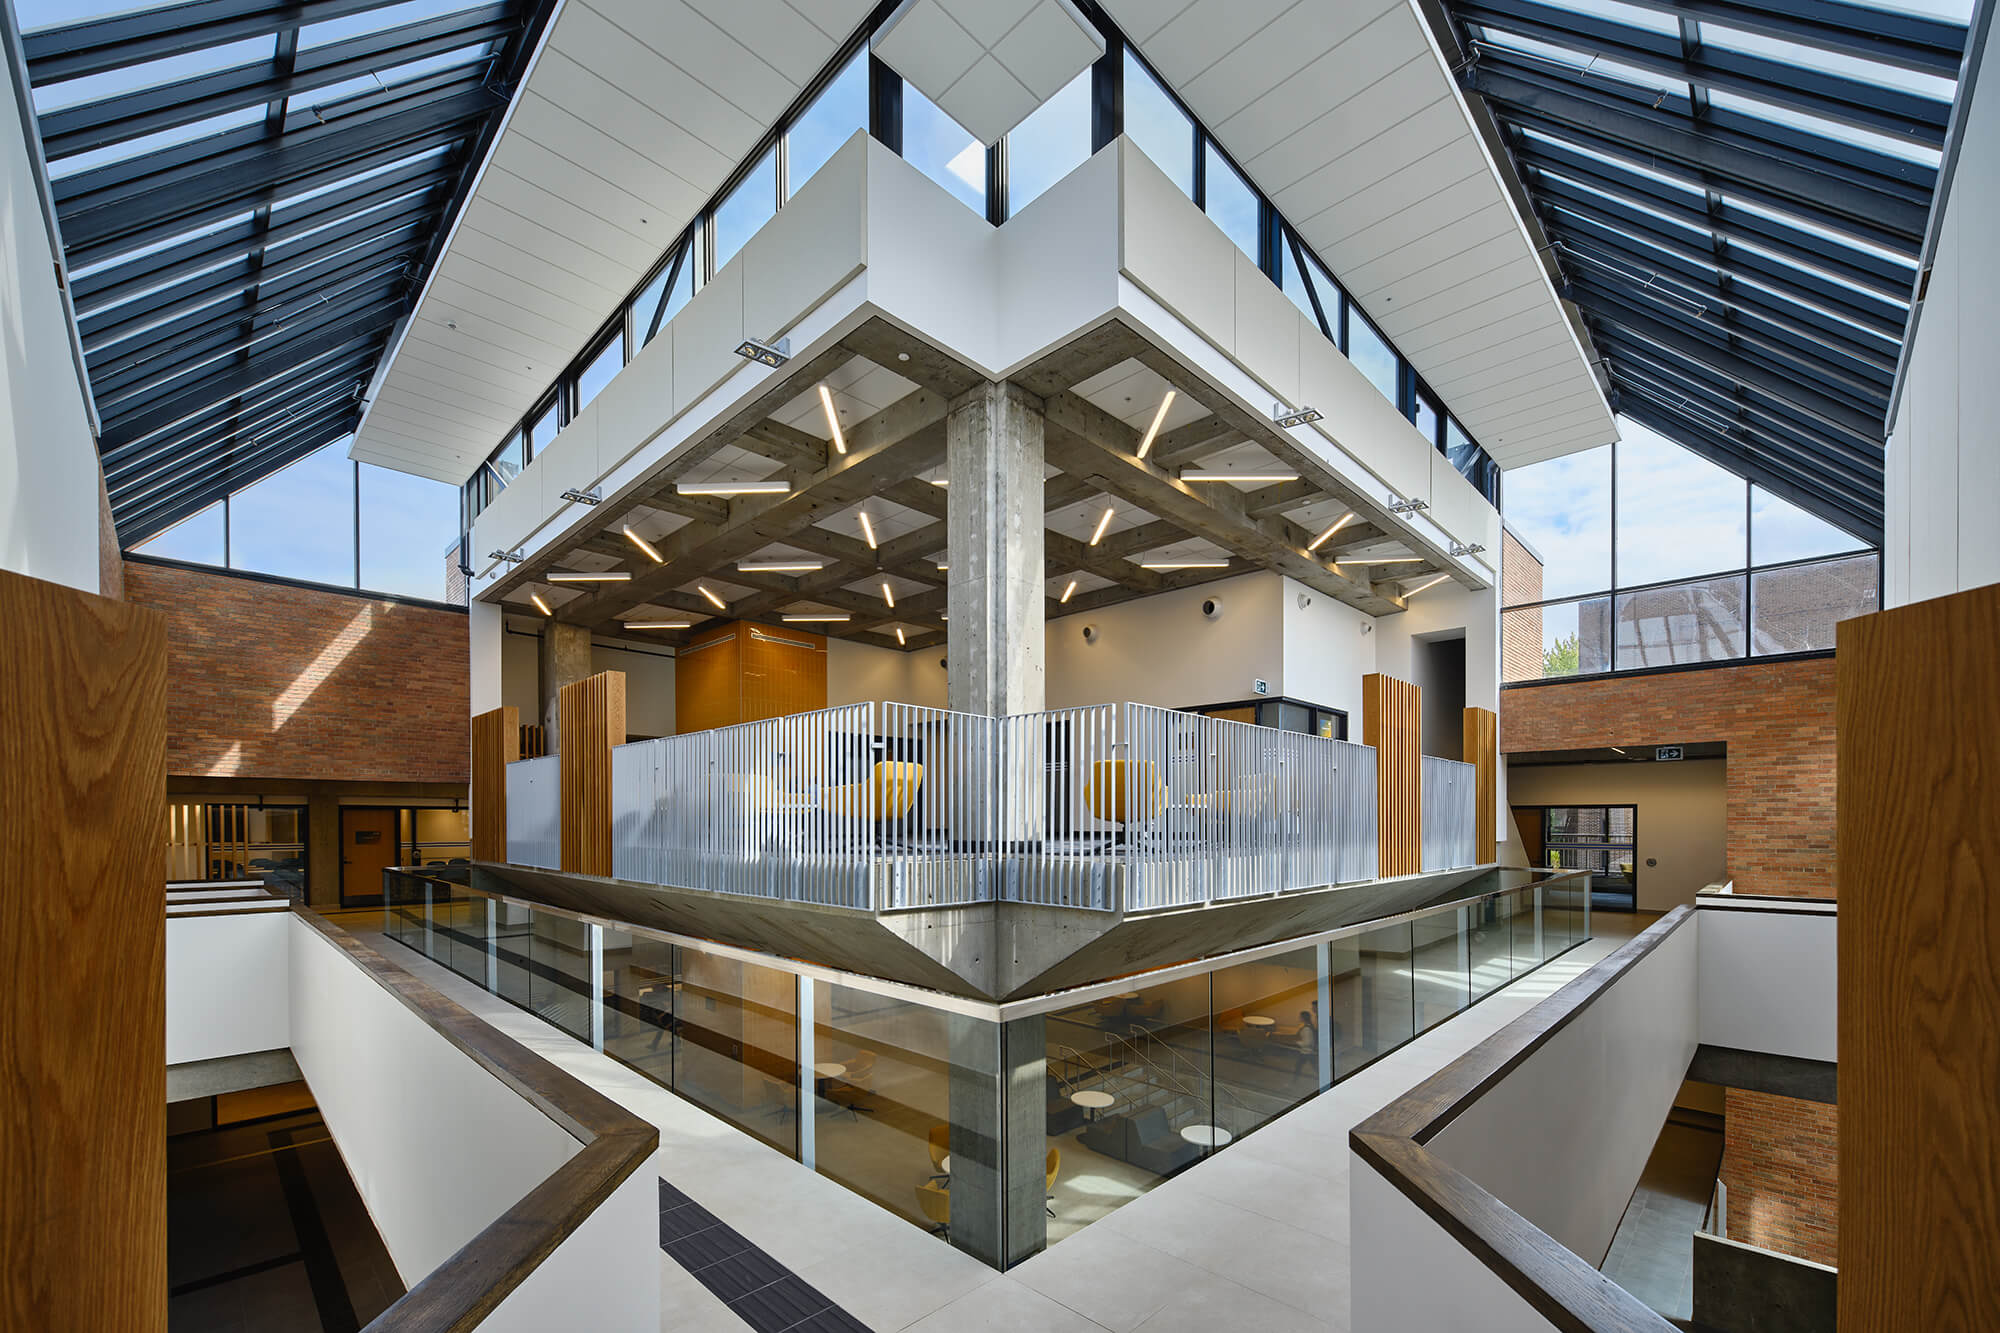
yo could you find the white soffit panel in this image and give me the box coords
[872,0,1105,144]
[350,0,875,483]
[1103,0,1616,467]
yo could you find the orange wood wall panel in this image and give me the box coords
[1838,582,2000,1326]
[1363,673,1423,877]
[0,568,168,1333]
[674,622,827,733]
[675,623,743,734]
[741,624,827,722]
[558,672,626,876]
[1463,706,1498,863]
[469,706,519,862]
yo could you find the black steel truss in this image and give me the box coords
[1441,0,1973,545]
[13,0,558,546]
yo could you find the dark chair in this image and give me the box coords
[1045,1077,1085,1135]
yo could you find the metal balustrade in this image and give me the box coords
[506,754,560,869]
[1421,755,1478,872]
[506,701,1433,912]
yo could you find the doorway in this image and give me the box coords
[339,808,400,906]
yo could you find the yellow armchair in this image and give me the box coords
[1085,760,1166,824]
[821,761,924,821]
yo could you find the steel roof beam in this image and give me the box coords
[1586,0,1965,79]
[111,396,361,512]
[22,0,422,82]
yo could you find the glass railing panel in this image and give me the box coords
[1512,887,1544,973]
[1468,893,1514,1001]
[442,893,486,987]
[1413,907,1468,1033]
[529,911,594,1043]
[493,900,534,1011]
[673,951,798,1155]
[1211,945,1321,1137]
[600,928,676,1088]
[1333,920,1415,1077]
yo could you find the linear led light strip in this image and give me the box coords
[1088,506,1114,546]
[624,526,663,563]
[783,613,849,623]
[1135,390,1175,460]
[1061,580,1077,603]
[1404,573,1451,596]
[530,593,553,616]
[1140,559,1229,570]
[678,479,789,495]
[624,620,690,630]
[697,584,726,610]
[880,581,895,608]
[547,570,631,582]
[1308,511,1355,552]
[895,626,906,645]
[738,559,824,573]
[1180,470,1299,483]
[858,510,877,549]
[818,384,847,456]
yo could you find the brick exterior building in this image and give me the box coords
[1720,1088,1839,1266]
[1501,655,1837,897]
[126,560,469,784]
[1500,525,1545,683]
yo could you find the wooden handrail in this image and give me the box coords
[1350,906,1696,1333]
[291,909,657,1333]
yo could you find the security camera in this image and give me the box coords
[1201,598,1224,621]
[1082,624,1099,643]
[1297,593,1312,610]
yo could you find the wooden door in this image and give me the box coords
[340,808,400,905]
[1513,806,1546,867]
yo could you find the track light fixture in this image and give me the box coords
[1448,541,1486,557]
[1388,497,1429,515]
[489,549,525,564]
[733,335,790,367]
[560,486,602,506]
[1273,401,1322,429]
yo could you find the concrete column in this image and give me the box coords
[538,621,592,750]
[944,1012,1050,1267]
[947,381,1045,716]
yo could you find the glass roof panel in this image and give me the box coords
[1698,24,1957,100]
[31,36,278,114]
[1524,0,1679,35]
[1704,89,1944,167]
[1474,29,1683,97]
[299,0,474,49]
[47,106,265,178]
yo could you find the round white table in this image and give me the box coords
[939,1154,951,1175]
[1241,1015,1276,1028]
[1180,1124,1233,1147]
[814,1061,848,1079]
[1070,1090,1115,1121]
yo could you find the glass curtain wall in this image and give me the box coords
[1502,420,1879,681]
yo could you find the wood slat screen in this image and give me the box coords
[470,706,520,863]
[558,671,625,876]
[520,723,547,759]
[0,568,168,1332]
[1363,673,1423,876]
[674,621,828,734]
[1838,582,2000,1325]
[1463,705,1498,863]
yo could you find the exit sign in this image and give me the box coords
[1656,745,1684,761]
[1253,679,1270,695]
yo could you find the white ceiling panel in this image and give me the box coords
[353,0,862,482]
[1102,0,1614,468]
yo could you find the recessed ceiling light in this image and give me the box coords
[530,593,552,616]
[1181,470,1299,483]
[880,581,895,608]
[895,626,907,645]
[783,613,850,623]
[1344,557,1425,565]
[1061,579,1077,603]
[623,526,663,563]
[547,570,632,582]
[697,584,726,610]
[624,620,690,630]
[1405,573,1451,595]
[678,480,790,496]
[858,510,877,549]
[1139,559,1230,570]
[1089,506,1115,546]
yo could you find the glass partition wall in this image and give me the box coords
[383,867,1589,1265]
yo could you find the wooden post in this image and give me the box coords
[1838,582,2000,1323]
[1363,673,1423,877]
[0,569,167,1331]
[1463,705,1498,864]
[469,705,519,862]
[559,671,626,876]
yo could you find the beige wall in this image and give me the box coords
[1506,758,1726,912]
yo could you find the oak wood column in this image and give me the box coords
[1838,582,2000,1325]
[469,705,520,862]
[558,671,625,876]
[0,568,167,1332]
[1463,705,1498,864]
[1363,672,1423,877]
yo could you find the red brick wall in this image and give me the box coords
[1721,1088,1839,1265]
[1500,527,1544,684]
[1500,656,1837,896]
[125,561,468,783]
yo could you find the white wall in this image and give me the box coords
[1884,19,2000,606]
[0,62,100,595]
[1350,1163,1563,1333]
[469,601,504,715]
[1373,577,1506,838]
[1426,913,1698,1267]
[1047,572,1285,710]
[1507,759,1727,912]
[1281,577,1376,724]
[1696,900,1836,1062]
[828,636,948,708]
[166,913,292,1065]
[503,624,540,720]
[592,637,675,738]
